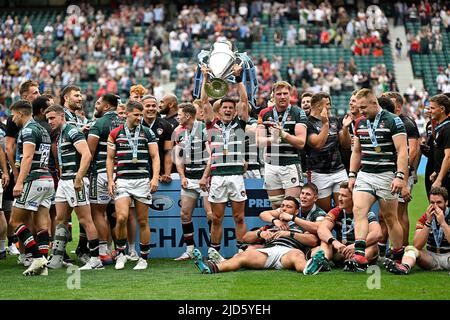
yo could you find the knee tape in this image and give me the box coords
[268,194,285,205]
[404,245,419,262]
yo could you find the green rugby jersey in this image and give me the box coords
[245,117,261,171]
[58,124,86,180]
[258,105,307,166]
[354,110,406,173]
[206,117,247,176]
[108,123,157,180]
[292,204,326,233]
[64,108,85,129]
[17,119,52,182]
[173,121,208,180]
[88,112,123,173]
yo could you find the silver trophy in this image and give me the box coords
[198,40,239,99]
[194,40,258,106]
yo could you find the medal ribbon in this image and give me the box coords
[124,124,141,161]
[341,210,354,244]
[184,120,199,159]
[366,109,383,149]
[57,124,67,170]
[431,208,449,249]
[434,119,450,135]
[221,121,234,153]
[272,105,292,130]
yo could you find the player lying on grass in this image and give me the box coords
[192,195,327,275]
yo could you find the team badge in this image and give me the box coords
[379,121,385,129]
[291,177,297,184]
[240,191,246,197]
[157,128,163,135]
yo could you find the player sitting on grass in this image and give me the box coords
[304,182,382,274]
[385,187,450,275]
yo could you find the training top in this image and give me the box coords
[306,115,344,173]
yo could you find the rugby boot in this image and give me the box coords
[384,258,410,275]
[303,249,325,275]
[343,254,368,272]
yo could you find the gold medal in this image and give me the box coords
[132,157,138,163]
[223,149,228,155]
[375,146,381,153]
[436,248,440,254]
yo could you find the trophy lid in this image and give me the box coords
[209,41,236,78]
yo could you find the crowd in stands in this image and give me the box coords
[403,1,449,55]
[0,1,411,119]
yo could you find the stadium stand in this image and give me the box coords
[1,2,398,117]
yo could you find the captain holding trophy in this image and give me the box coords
[175,40,259,263]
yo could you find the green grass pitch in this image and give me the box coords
[1,176,449,300]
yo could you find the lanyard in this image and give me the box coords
[142,117,156,130]
[64,108,83,127]
[57,124,67,170]
[432,208,449,249]
[124,124,141,161]
[434,118,450,135]
[220,121,234,153]
[184,120,199,158]
[272,105,292,129]
[341,209,354,245]
[366,109,383,149]
[301,204,316,222]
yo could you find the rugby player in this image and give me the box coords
[309,182,382,273]
[347,88,408,271]
[129,84,147,102]
[5,81,40,261]
[383,91,420,248]
[45,105,103,270]
[173,103,210,260]
[9,100,54,276]
[107,101,160,270]
[257,81,307,209]
[0,123,9,259]
[60,85,91,261]
[385,187,450,274]
[300,91,313,116]
[198,64,249,262]
[159,93,180,129]
[192,197,321,274]
[259,183,326,236]
[87,94,122,265]
[339,90,362,173]
[305,92,352,212]
[428,94,450,196]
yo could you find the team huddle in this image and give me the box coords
[0,63,449,277]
